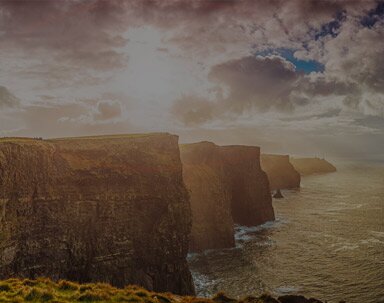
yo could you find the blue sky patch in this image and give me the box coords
[361,1,384,28]
[256,48,325,74]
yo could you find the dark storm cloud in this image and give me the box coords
[171,54,362,125]
[209,55,300,112]
[0,0,128,76]
[0,0,377,58]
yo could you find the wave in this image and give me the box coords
[234,219,285,242]
[273,285,301,296]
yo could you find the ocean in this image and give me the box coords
[188,161,384,303]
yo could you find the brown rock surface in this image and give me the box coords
[181,142,274,251]
[220,146,275,227]
[180,142,235,252]
[261,154,301,190]
[0,134,194,295]
[290,157,336,176]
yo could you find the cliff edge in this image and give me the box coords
[290,157,336,176]
[261,154,301,190]
[0,134,194,295]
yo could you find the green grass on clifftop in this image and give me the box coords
[0,133,172,144]
[0,278,326,303]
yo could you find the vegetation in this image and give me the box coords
[0,133,170,144]
[0,278,315,303]
[49,133,169,142]
[0,278,168,303]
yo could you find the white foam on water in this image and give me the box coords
[370,231,384,238]
[274,285,301,295]
[360,238,384,246]
[334,244,360,252]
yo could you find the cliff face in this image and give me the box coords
[0,134,194,295]
[180,142,235,252]
[261,154,301,190]
[181,142,274,251]
[290,158,336,176]
[220,146,274,227]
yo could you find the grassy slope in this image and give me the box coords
[0,278,309,303]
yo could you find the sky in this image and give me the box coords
[0,0,383,160]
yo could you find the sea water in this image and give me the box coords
[188,161,384,303]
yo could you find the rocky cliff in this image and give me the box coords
[261,154,301,190]
[290,157,336,176]
[0,134,194,295]
[180,142,235,252]
[181,142,274,251]
[220,146,274,226]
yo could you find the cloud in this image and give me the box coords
[209,55,300,112]
[171,55,349,124]
[0,0,129,89]
[94,100,122,121]
[0,0,383,159]
[0,86,20,108]
[171,95,216,126]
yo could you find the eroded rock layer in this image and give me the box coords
[181,142,274,251]
[261,154,301,190]
[290,157,336,176]
[0,134,194,295]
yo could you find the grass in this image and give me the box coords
[0,278,297,303]
[49,133,170,142]
[0,137,44,143]
[0,133,172,145]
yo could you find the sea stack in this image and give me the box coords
[0,134,194,295]
[273,189,284,199]
[290,157,336,175]
[181,142,274,252]
[261,154,301,190]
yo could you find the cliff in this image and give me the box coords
[180,142,235,252]
[0,134,194,295]
[0,278,325,303]
[290,157,336,176]
[220,146,274,226]
[261,154,301,190]
[181,142,274,251]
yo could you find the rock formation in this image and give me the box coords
[273,189,284,199]
[290,157,336,175]
[0,134,194,295]
[181,142,274,252]
[180,142,235,252]
[261,154,301,190]
[220,146,274,227]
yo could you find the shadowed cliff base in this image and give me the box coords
[0,134,194,295]
[290,158,337,176]
[181,142,274,252]
[0,278,329,303]
[260,155,301,190]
